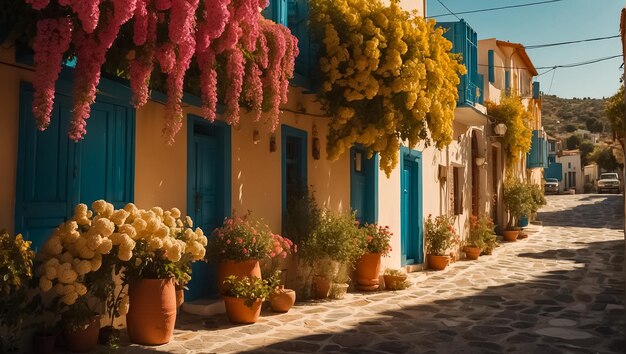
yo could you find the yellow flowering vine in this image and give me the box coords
[310,0,466,175]
[485,95,533,167]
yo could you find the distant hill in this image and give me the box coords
[541,95,610,142]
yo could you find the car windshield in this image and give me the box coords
[600,173,618,180]
[545,178,557,183]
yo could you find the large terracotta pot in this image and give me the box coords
[502,229,519,242]
[64,316,100,353]
[223,296,263,324]
[176,288,185,308]
[269,286,296,313]
[464,246,481,260]
[217,259,261,293]
[127,278,177,345]
[312,275,331,299]
[427,254,450,271]
[355,253,382,291]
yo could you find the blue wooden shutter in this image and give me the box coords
[263,0,288,26]
[288,0,313,79]
[488,50,495,83]
[533,81,540,99]
[505,71,511,94]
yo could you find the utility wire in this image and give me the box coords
[525,34,620,49]
[547,68,557,95]
[427,0,563,19]
[434,0,460,21]
[477,54,622,71]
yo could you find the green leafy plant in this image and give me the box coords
[222,274,278,308]
[502,178,533,230]
[361,223,393,256]
[0,230,35,353]
[300,210,366,266]
[283,189,321,247]
[424,214,459,256]
[469,214,496,252]
[528,183,547,214]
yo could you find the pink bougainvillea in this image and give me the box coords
[70,0,137,141]
[32,18,73,130]
[27,0,299,144]
[25,0,50,10]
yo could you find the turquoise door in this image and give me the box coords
[400,148,423,266]
[15,82,134,251]
[350,147,377,224]
[186,117,231,301]
[281,125,307,220]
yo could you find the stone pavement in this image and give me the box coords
[119,194,625,353]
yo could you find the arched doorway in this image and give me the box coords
[471,132,479,216]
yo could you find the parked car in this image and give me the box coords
[544,178,559,194]
[597,173,621,194]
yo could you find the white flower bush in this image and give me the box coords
[38,200,207,319]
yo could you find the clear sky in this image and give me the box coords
[426,0,624,99]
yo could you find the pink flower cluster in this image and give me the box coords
[27,0,299,143]
[269,233,296,259]
[32,18,73,131]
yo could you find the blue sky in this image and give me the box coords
[426,0,624,99]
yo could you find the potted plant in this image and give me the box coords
[300,210,365,299]
[465,214,488,260]
[221,275,273,324]
[473,214,498,255]
[1,230,35,353]
[424,214,459,271]
[502,179,532,241]
[118,203,207,346]
[383,269,410,291]
[208,212,275,293]
[518,183,547,239]
[355,223,392,291]
[28,293,60,354]
[267,236,297,313]
[329,263,350,299]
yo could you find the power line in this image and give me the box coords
[434,0,460,21]
[525,34,620,49]
[477,54,622,71]
[427,0,563,18]
[547,68,557,95]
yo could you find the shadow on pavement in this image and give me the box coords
[539,195,624,230]
[119,240,625,354]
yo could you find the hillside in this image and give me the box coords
[541,95,610,142]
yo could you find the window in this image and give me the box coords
[450,167,463,215]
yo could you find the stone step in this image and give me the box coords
[182,298,225,317]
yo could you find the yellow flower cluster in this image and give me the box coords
[485,96,532,166]
[310,0,466,176]
[38,200,207,306]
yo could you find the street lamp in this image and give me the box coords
[494,123,507,137]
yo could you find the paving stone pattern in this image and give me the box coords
[119,194,625,353]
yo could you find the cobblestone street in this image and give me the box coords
[120,194,625,353]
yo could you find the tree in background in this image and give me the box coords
[585,117,604,133]
[566,134,582,150]
[605,85,625,151]
[589,145,622,172]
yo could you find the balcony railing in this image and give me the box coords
[438,20,484,107]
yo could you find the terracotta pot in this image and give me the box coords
[312,275,331,299]
[270,286,296,313]
[329,283,349,299]
[464,246,481,260]
[223,296,263,324]
[176,288,185,308]
[518,231,529,239]
[502,229,519,242]
[64,316,100,353]
[127,278,177,345]
[217,259,261,294]
[427,254,450,271]
[355,253,382,291]
[383,274,408,290]
[34,333,56,354]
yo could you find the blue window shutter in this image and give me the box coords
[488,50,495,83]
[505,71,511,94]
[533,82,540,99]
[263,0,287,26]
